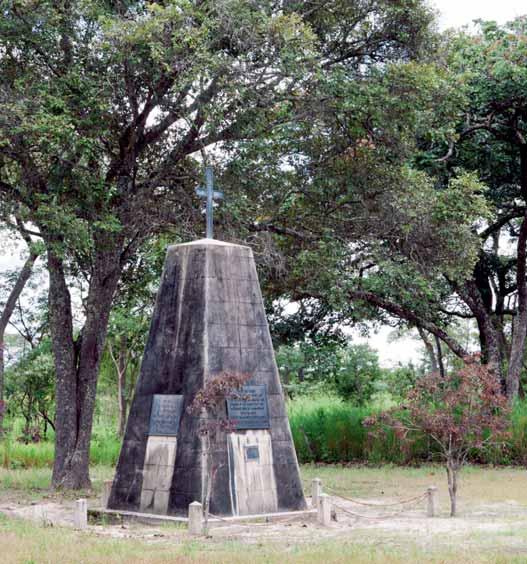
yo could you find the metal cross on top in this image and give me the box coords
[195,166,224,239]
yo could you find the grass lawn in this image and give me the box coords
[1,464,527,563]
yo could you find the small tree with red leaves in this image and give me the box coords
[364,361,510,516]
[187,371,250,532]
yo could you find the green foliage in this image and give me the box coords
[289,396,527,466]
[289,396,371,463]
[4,340,55,440]
[288,395,432,464]
[0,427,120,469]
[277,341,383,404]
[376,364,419,400]
[334,345,383,404]
[506,400,527,465]
[276,339,340,396]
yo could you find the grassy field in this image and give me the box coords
[2,514,524,564]
[1,464,527,563]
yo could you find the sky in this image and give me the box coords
[2,1,527,367]
[434,0,526,29]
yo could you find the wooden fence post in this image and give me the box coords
[427,486,438,517]
[74,499,88,529]
[317,493,332,526]
[312,478,322,509]
[101,480,113,509]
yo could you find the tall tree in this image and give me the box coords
[0,0,434,488]
[222,59,485,363]
[417,19,527,398]
[0,0,313,488]
[229,19,527,402]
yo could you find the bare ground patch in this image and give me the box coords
[1,465,527,562]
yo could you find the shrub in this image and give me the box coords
[4,340,55,440]
[334,345,383,404]
[364,362,510,516]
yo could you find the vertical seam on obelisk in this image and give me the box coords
[167,250,187,512]
[201,245,210,507]
[172,249,187,509]
[228,249,238,514]
[174,248,187,367]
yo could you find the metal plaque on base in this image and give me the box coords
[226,385,270,430]
[149,395,184,436]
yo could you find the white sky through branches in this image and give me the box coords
[434,0,525,30]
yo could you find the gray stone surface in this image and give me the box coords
[108,238,306,515]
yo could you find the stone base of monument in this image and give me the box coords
[88,506,317,528]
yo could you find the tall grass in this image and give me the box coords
[508,400,527,464]
[0,428,120,470]
[287,395,434,464]
[287,395,527,465]
[288,396,371,463]
[2,397,527,469]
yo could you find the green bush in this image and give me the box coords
[277,342,385,404]
[4,339,55,440]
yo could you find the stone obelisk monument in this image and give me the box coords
[108,170,306,516]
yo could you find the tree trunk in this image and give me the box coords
[0,249,40,426]
[446,461,458,517]
[0,349,4,428]
[505,143,527,400]
[109,335,130,437]
[48,248,78,487]
[456,280,504,384]
[417,328,438,372]
[507,214,527,401]
[298,367,305,382]
[435,335,445,378]
[49,235,123,489]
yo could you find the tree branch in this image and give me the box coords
[346,289,469,359]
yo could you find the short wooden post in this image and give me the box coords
[101,480,113,509]
[317,493,332,526]
[74,499,88,529]
[427,486,438,517]
[188,501,204,535]
[311,478,322,509]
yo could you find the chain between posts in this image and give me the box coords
[206,483,429,530]
[329,493,427,521]
[302,479,428,508]
[304,478,432,522]
[207,512,301,528]
[322,485,427,508]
